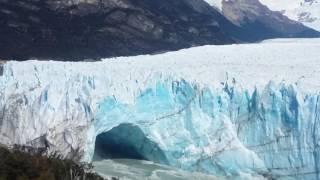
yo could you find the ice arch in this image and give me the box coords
[88,79,320,179]
[93,123,168,164]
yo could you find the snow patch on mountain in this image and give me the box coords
[259,0,320,31]
[258,0,301,10]
[203,0,224,11]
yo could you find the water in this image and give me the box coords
[93,159,219,180]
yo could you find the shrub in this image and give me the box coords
[0,146,104,180]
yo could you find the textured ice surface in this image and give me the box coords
[1,39,320,179]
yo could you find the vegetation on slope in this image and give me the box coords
[0,146,105,180]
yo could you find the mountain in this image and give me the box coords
[0,0,319,61]
[1,38,320,179]
[0,0,234,61]
[203,0,320,40]
[259,0,320,31]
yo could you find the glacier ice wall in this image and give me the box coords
[1,39,320,179]
[90,79,320,179]
[1,70,320,178]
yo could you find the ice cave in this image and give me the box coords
[93,123,168,165]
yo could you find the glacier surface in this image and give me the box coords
[1,38,320,179]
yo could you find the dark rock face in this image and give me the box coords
[221,0,320,41]
[0,0,234,61]
[0,0,318,61]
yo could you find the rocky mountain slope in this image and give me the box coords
[0,0,236,61]
[203,0,320,40]
[259,0,320,31]
[1,39,320,179]
[0,0,319,61]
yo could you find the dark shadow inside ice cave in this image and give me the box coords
[93,123,168,164]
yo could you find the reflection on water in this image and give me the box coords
[93,159,219,180]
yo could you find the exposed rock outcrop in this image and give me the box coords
[1,0,319,61]
[0,0,234,61]
[204,0,320,41]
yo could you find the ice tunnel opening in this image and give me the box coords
[93,123,168,165]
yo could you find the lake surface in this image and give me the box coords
[93,159,219,180]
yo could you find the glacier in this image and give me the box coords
[1,38,320,179]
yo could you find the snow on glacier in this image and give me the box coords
[1,38,320,179]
